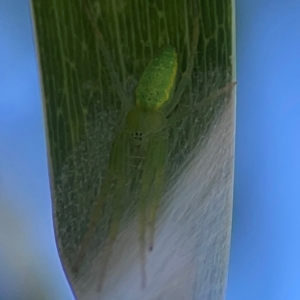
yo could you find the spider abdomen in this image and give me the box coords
[135,46,178,111]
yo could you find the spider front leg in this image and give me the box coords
[72,130,130,284]
[137,130,168,286]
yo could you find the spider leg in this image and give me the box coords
[72,169,113,274]
[138,131,168,287]
[167,81,237,127]
[164,0,200,117]
[72,131,130,278]
[96,174,126,291]
[148,163,166,252]
[82,0,130,110]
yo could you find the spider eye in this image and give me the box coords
[131,132,143,142]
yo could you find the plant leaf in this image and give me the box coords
[31,0,236,299]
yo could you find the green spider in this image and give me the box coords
[72,0,233,290]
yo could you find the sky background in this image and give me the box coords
[1,0,300,299]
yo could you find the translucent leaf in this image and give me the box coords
[31,0,236,299]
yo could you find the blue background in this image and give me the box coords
[1,0,300,299]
